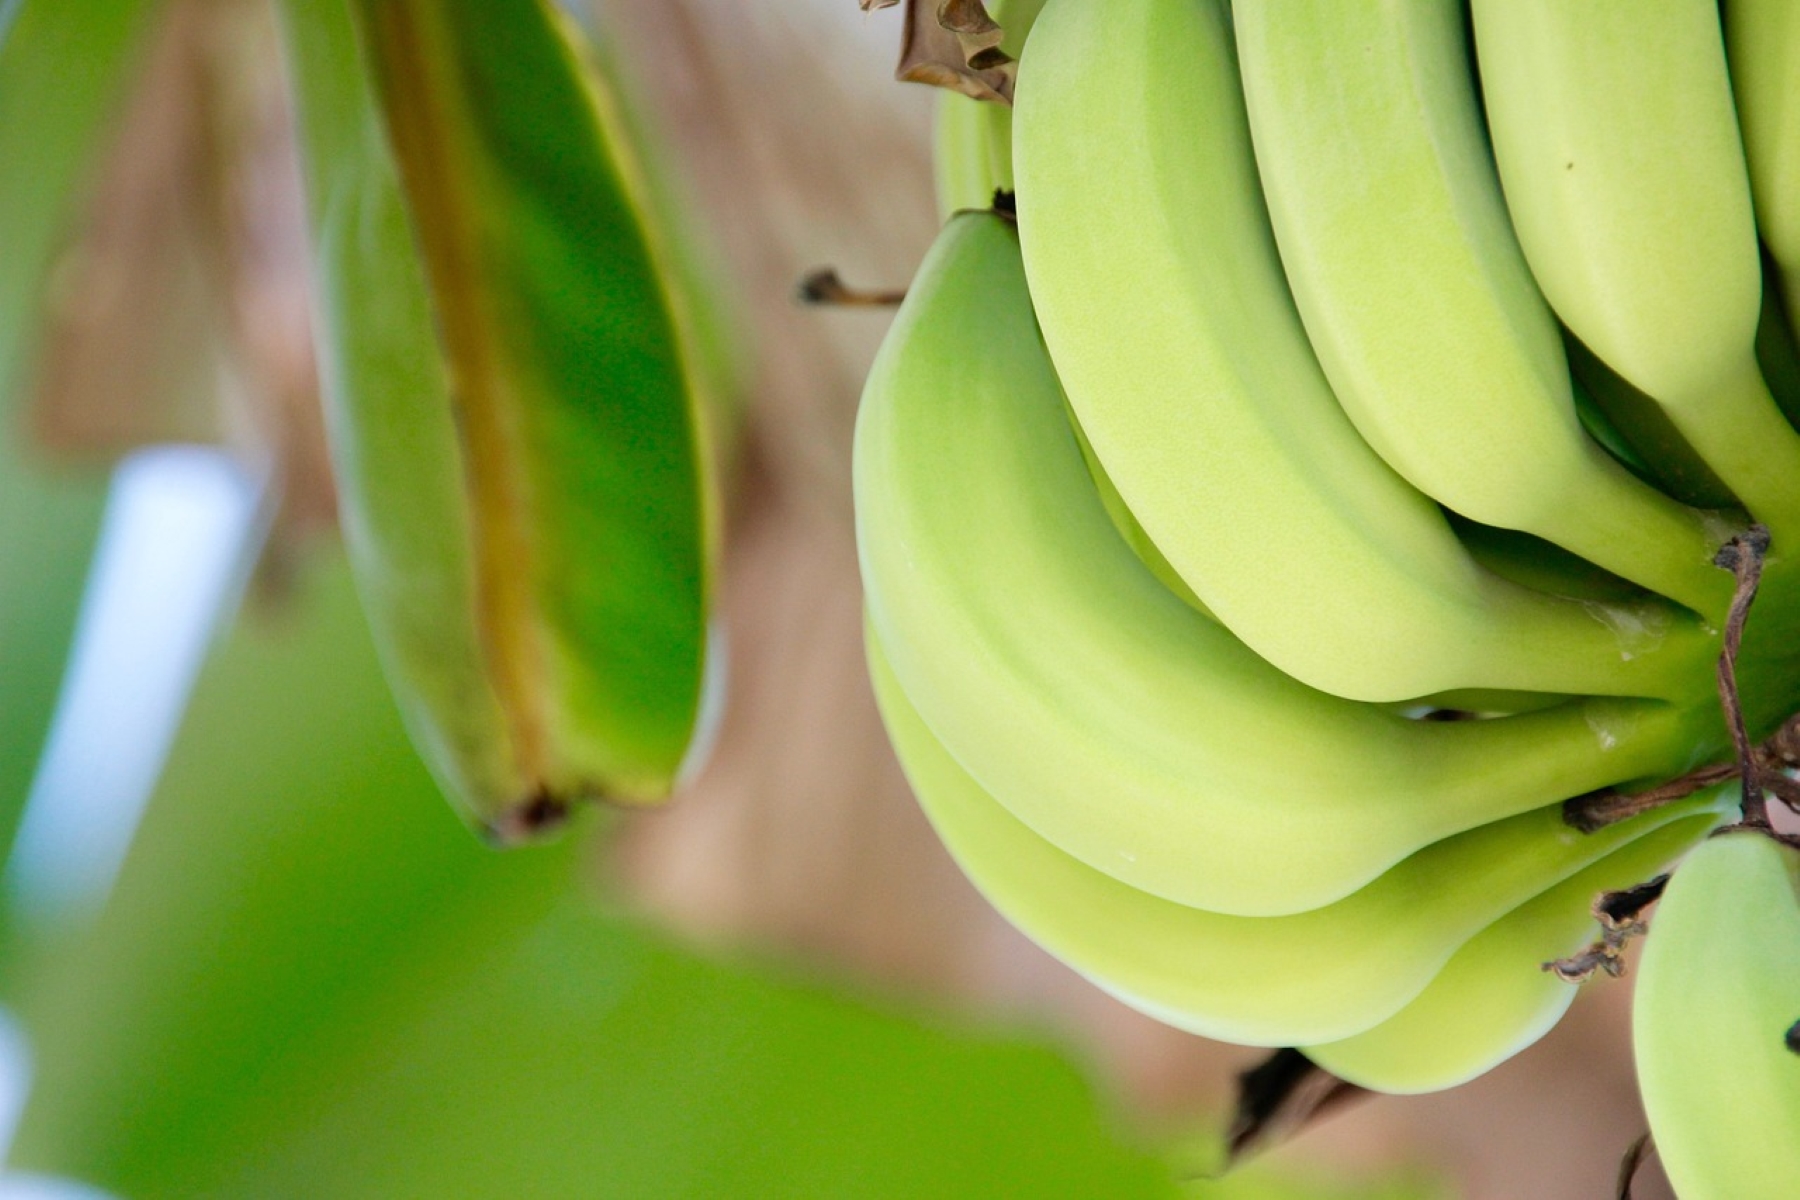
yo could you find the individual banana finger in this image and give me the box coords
[868,625,1716,1049]
[1234,0,1731,617]
[1304,802,1725,1094]
[1473,0,1800,545]
[1633,829,1800,1200]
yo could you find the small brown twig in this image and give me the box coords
[1222,1049,1367,1167]
[1542,874,1669,982]
[1564,763,1741,833]
[1714,525,1771,826]
[795,268,907,308]
[1616,1132,1654,1200]
[1565,526,1778,833]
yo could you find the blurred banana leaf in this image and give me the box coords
[279,0,714,835]
[5,550,1183,1198]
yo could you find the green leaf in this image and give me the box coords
[280,0,714,835]
[221,905,1192,1200]
[8,551,584,1188]
[9,550,1184,1199]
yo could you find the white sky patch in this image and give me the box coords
[5,446,265,925]
[0,1177,120,1200]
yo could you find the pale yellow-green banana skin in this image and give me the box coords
[1726,0,1800,348]
[1069,402,1213,620]
[1305,795,1728,1093]
[931,0,1047,219]
[869,630,1715,1048]
[1011,0,1716,704]
[1232,0,1732,618]
[933,91,1008,220]
[1472,0,1800,545]
[855,210,1717,916]
[1633,831,1800,1200]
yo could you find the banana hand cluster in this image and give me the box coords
[864,0,1800,1098]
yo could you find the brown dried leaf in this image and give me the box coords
[897,0,1013,103]
[1225,1048,1369,1167]
[937,0,999,38]
[28,0,227,460]
[859,0,899,10]
[26,0,333,582]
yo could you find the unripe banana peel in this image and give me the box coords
[859,0,1800,1121]
[1634,830,1800,1199]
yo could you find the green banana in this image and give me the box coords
[868,629,1715,1048]
[933,87,1007,219]
[1231,0,1732,617]
[1012,0,1718,704]
[279,0,714,838]
[1633,830,1800,1199]
[1472,0,1800,545]
[1304,797,1726,1093]
[855,209,1716,916]
[1727,0,1800,351]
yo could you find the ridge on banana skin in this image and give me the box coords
[868,630,1717,1049]
[1232,0,1732,618]
[854,210,1720,916]
[1633,831,1800,1200]
[1303,791,1728,1094]
[1473,0,1800,546]
[1011,0,1719,705]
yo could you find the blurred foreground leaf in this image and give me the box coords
[7,551,1183,1198]
[279,0,714,837]
[8,551,581,1188]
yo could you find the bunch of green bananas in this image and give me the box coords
[858,0,1800,1104]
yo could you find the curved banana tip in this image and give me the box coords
[1787,1018,1800,1055]
[481,789,574,847]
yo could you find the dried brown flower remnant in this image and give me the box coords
[866,0,1015,102]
